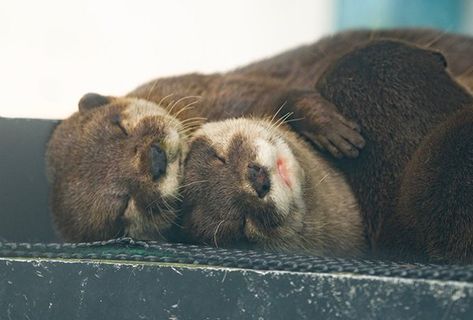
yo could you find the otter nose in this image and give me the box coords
[248,164,271,198]
[150,144,167,181]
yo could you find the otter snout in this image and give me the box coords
[150,144,167,181]
[248,164,271,198]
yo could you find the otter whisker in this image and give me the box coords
[177,179,209,190]
[267,109,293,135]
[180,121,206,130]
[145,195,169,211]
[156,92,175,107]
[272,111,294,132]
[213,220,225,248]
[268,101,288,129]
[179,126,204,135]
[160,201,182,228]
[180,116,208,123]
[179,123,201,132]
[180,124,203,132]
[283,117,305,124]
[177,128,199,137]
[161,196,174,211]
[167,191,183,202]
[172,100,201,118]
[180,120,206,127]
[317,173,329,186]
[178,126,203,137]
[147,206,165,240]
[168,95,202,115]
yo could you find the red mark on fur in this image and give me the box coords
[277,157,292,188]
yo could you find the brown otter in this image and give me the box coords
[48,28,473,243]
[177,40,473,261]
[46,95,188,241]
[178,118,364,256]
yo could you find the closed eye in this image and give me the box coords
[211,151,226,164]
[111,114,128,136]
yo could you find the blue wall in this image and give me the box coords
[336,0,470,33]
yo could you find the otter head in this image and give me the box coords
[46,93,188,242]
[181,118,305,248]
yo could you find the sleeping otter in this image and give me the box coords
[177,118,364,256]
[178,40,473,261]
[46,95,188,241]
[48,28,473,244]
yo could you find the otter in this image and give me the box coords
[48,28,473,243]
[314,40,472,259]
[178,118,364,256]
[178,40,473,261]
[46,95,188,241]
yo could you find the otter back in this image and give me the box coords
[316,40,473,252]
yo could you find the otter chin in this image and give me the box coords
[46,93,188,242]
[180,118,366,257]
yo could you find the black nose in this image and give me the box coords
[248,164,271,198]
[150,144,167,181]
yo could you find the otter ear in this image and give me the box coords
[431,51,447,69]
[78,93,112,112]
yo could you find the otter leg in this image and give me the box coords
[285,90,366,159]
[397,107,473,264]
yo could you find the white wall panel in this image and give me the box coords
[0,0,333,118]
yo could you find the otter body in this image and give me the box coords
[178,40,473,262]
[315,40,473,261]
[48,29,473,254]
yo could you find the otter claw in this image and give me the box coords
[288,90,365,159]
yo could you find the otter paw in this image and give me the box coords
[291,93,365,158]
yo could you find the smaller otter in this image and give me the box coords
[179,118,365,257]
[388,107,473,264]
[46,93,188,242]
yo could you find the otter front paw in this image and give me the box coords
[289,91,365,159]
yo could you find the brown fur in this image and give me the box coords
[174,39,473,259]
[178,118,364,256]
[129,29,473,158]
[315,40,473,261]
[388,108,473,263]
[46,96,187,241]
[48,29,473,247]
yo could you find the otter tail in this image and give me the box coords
[397,107,473,263]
